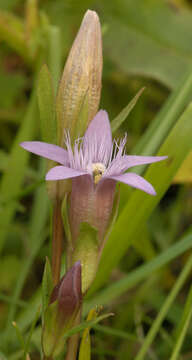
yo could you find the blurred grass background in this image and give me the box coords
[1,0,192,359]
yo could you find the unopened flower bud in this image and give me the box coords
[42,262,82,357]
[56,9,102,145]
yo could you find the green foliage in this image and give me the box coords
[37,64,57,144]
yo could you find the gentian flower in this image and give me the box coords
[20,110,167,241]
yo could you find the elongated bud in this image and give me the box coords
[42,262,82,357]
[56,10,102,145]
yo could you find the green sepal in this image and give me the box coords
[42,300,62,357]
[42,299,78,357]
[42,256,53,322]
[37,64,57,144]
[71,223,99,294]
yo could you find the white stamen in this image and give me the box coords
[90,162,106,184]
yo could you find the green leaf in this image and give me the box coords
[78,308,98,360]
[103,0,192,89]
[170,285,192,360]
[111,87,145,133]
[71,223,99,293]
[133,68,192,158]
[37,64,57,144]
[64,313,114,340]
[89,103,192,293]
[42,257,53,318]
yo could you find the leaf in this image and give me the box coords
[111,87,145,133]
[79,308,98,360]
[170,285,192,360]
[102,0,192,89]
[63,312,113,340]
[37,64,57,144]
[89,103,192,293]
[42,257,53,318]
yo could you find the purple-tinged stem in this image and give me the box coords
[52,198,63,285]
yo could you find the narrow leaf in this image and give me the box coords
[111,87,145,133]
[37,64,57,144]
[42,257,53,317]
[78,308,98,360]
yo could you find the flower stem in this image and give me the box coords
[51,198,63,285]
[64,308,82,360]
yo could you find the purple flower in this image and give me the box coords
[20,110,167,240]
[20,110,166,193]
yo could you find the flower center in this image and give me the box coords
[91,163,106,184]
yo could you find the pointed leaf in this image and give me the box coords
[37,64,57,144]
[79,308,99,360]
[111,87,145,133]
[42,257,53,317]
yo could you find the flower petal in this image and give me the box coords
[20,141,68,165]
[109,173,156,195]
[83,110,112,164]
[122,155,168,170]
[46,165,87,181]
[105,155,167,177]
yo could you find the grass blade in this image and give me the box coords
[135,254,192,360]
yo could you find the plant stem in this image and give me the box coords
[65,309,82,360]
[51,198,63,285]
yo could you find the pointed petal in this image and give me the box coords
[20,141,68,165]
[109,173,156,195]
[122,155,168,169]
[46,165,87,181]
[84,110,112,163]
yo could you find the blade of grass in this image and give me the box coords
[169,285,192,360]
[84,229,192,312]
[93,324,138,342]
[133,68,192,157]
[135,254,192,360]
[89,103,192,293]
